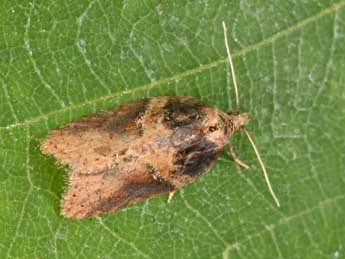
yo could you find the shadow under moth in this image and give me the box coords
[41,22,280,219]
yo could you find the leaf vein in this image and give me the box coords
[76,0,112,95]
[24,3,65,108]
[96,217,150,259]
[180,191,228,246]
[6,126,33,258]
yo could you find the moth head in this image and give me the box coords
[201,109,249,146]
[231,112,250,132]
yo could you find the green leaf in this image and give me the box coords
[1,1,344,258]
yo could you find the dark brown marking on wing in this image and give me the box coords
[60,110,113,134]
[94,146,111,156]
[73,167,120,179]
[175,137,220,176]
[102,168,120,179]
[163,97,206,129]
[89,178,175,217]
[121,154,139,163]
[73,171,105,177]
[105,98,149,135]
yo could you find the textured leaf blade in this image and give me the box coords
[1,1,345,258]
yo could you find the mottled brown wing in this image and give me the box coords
[61,165,175,219]
[41,98,174,218]
[41,98,150,175]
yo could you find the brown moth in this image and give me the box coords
[41,22,280,219]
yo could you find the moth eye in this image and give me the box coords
[209,126,218,132]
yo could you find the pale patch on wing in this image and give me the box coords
[41,122,120,175]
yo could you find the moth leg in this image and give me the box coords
[167,191,176,203]
[227,144,250,169]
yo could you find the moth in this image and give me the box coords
[41,22,280,219]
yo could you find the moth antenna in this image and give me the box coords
[223,21,240,113]
[242,127,281,207]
